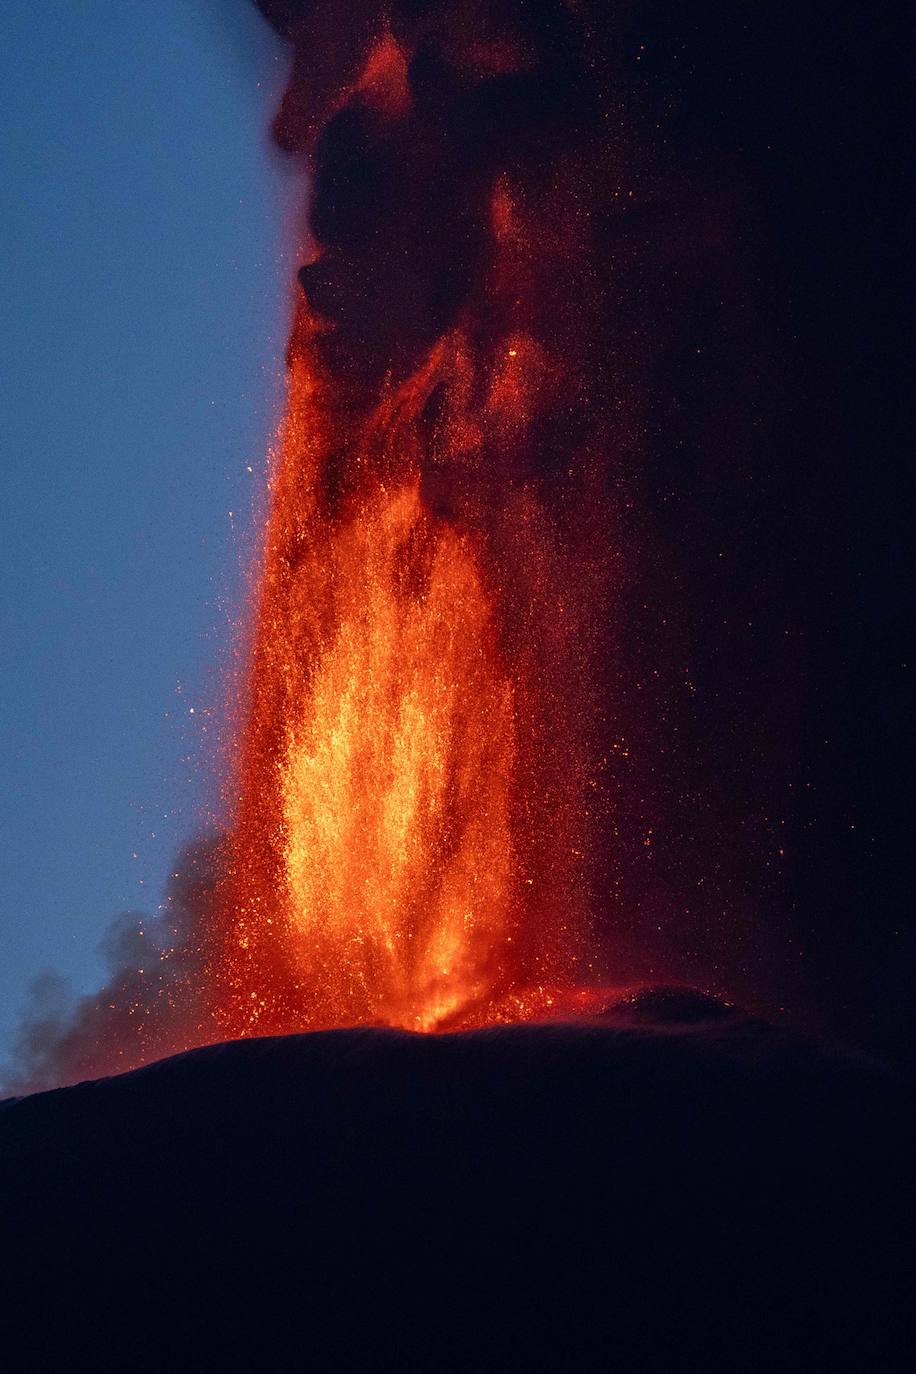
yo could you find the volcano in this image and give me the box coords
[1,996,911,1370]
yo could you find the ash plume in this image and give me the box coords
[2,838,224,1096]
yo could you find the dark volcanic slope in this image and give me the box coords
[1,1013,911,1371]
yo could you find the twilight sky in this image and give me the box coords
[0,1,293,1060]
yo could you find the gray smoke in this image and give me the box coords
[1,835,224,1097]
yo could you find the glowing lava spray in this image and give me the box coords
[202,6,636,1037]
[213,290,604,1035]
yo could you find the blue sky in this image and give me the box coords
[0,1,293,1056]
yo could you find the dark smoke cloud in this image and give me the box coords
[291,0,600,386]
[2,838,224,1097]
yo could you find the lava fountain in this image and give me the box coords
[213,295,604,1037]
[209,6,620,1038]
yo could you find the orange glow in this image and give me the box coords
[353,30,411,118]
[280,477,516,1030]
[210,291,599,1037]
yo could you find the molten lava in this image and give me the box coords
[279,470,518,1031]
[213,292,599,1035]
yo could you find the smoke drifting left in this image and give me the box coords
[2,840,223,1096]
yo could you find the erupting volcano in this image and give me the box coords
[9,0,907,1099]
[3,8,909,1371]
